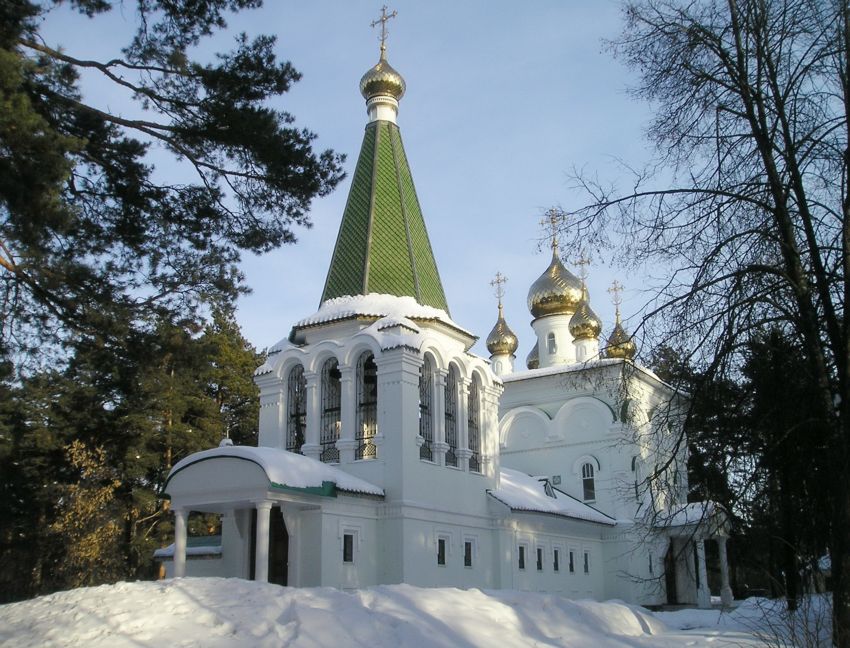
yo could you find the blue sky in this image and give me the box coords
[42,1,656,360]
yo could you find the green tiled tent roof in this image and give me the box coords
[321,120,449,313]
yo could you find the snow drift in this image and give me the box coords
[0,578,772,647]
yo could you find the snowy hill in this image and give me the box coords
[0,578,775,647]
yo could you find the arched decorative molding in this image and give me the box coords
[468,362,496,389]
[342,336,382,367]
[274,351,310,381]
[446,355,471,382]
[306,341,345,374]
[418,340,450,371]
[553,396,616,442]
[499,406,551,448]
[554,396,616,426]
[264,345,309,380]
[572,454,602,475]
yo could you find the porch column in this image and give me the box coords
[254,501,272,583]
[456,377,472,471]
[337,365,357,463]
[173,508,188,577]
[695,538,710,608]
[432,368,448,464]
[717,536,734,606]
[302,371,321,460]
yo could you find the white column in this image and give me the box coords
[337,365,357,463]
[254,501,272,583]
[717,537,734,606]
[302,371,321,460]
[432,368,448,464]
[695,538,710,608]
[457,377,472,470]
[173,508,188,578]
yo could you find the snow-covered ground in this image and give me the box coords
[0,578,825,647]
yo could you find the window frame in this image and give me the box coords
[581,462,596,501]
[285,364,307,454]
[444,364,459,467]
[419,355,434,461]
[355,351,378,460]
[319,357,341,463]
[467,375,482,473]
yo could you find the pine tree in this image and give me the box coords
[1,1,344,369]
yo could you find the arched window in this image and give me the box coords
[355,352,378,459]
[467,375,481,472]
[547,332,557,354]
[419,355,434,461]
[320,358,341,463]
[285,364,306,453]
[444,365,459,467]
[581,462,596,501]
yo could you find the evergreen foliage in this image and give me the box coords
[0,309,263,602]
[0,0,344,365]
[652,333,832,611]
[0,0,337,600]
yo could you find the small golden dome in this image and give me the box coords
[360,52,406,101]
[527,250,583,318]
[486,304,519,356]
[526,343,539,369]
[569,286,603,341]
[605,318,637,360]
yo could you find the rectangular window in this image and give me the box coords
[584,551,590,574]
[518,545,526,570]
[343,533,354,563]
[464,541,473,568]
[553,548,560,572]
[536,547,543,571]
[437,538,446,566]
[569,550,575,574]
[649,553,653,575]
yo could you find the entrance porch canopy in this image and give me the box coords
[162,444,383,581]
[164,444,384,512]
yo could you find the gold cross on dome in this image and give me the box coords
[490,271,508,306]
[575,251,592,283]
[540,208,563,251]
[371,5,398,56]
[608,280,624,317]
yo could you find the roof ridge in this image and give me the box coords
[390,122,421,303]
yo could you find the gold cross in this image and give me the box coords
[575,251,592,283]
[608,280,624,318]
[539,208,563,251]
[490,271,508,306]
[371,5,398,56]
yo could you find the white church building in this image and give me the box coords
[161,26,732,608]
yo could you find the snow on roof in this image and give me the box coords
[168,445,384,497]
[489,468,616,525]
[153,541,221,559]
[293,294,472,336]
[502,357,623,383]
[656,501,725,528]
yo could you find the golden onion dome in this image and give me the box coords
[526,343,539,370]
[569,285,603,341]
[605,317,637,360]
[527,250,583,318]
[360,51,406,101]
[486,304,519,356]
